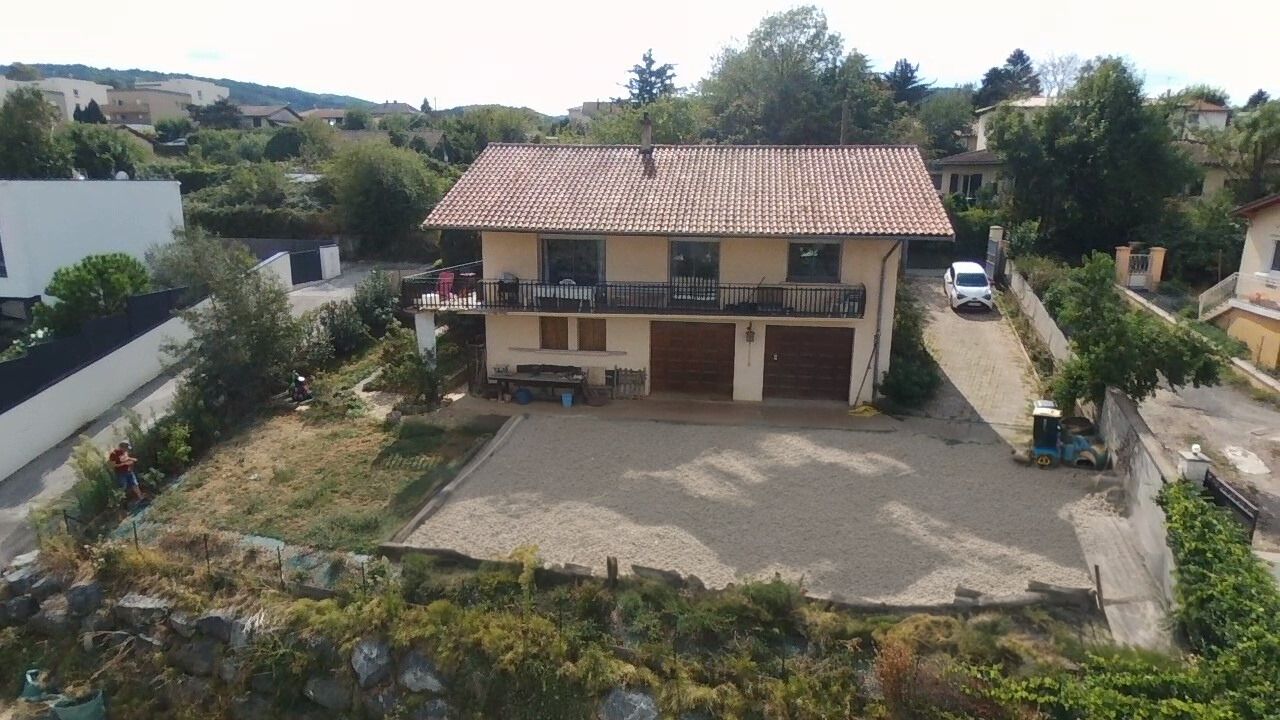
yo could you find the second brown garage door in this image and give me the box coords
[650,321,735,398]
[763,326,854,401]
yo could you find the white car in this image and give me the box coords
[944,261,994,311]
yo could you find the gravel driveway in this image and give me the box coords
[406,415,1096,604]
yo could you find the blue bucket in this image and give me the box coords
[513,388,534,405]
[561,392,574,408]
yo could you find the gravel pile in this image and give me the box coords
[408,416,1096,604]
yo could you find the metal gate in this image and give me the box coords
[1126,253,1151,290]
[290,250,323,284]
[1203,468,1260,543]
[985,234,1006,283]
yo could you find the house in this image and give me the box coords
[300,108,347,126]
[0,77,111,121]
[105,88,191,125]
[418,140,953,405]
[567,100,628,123]
[934,96,1238,201]
[367,102,419,118]
[237,105,303,128]
[0,180,183,324]
[134,78,229,106]
[1197,193,1280,369]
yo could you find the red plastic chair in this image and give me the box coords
[437,271,455,300]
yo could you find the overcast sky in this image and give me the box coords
[3,0,1276,115]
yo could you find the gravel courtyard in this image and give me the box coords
[405,415,1098,604]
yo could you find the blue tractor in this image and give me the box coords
[1030,400,1108,469]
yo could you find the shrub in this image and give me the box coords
[376,325,440,403]
[880,283,941,406]
[32,252,151,336]
[316,300,371,358]
[68,438,120,518]
[294,312,336,373]
[352,269,398,337]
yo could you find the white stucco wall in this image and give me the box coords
[320,245,342,280]
[0,181,183,299]
[1238,203,1280,278]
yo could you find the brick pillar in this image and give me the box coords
[1114,246,1131,285]
[1149,247,1167,291]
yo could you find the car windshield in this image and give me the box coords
[956,272,988,287]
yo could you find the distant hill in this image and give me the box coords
[436,104,560,123]
[5,63,371,109]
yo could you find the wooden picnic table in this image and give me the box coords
[491,369,587,400]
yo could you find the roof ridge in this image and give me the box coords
[485,142,924,150]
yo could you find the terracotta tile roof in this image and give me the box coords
[1234,192,1280,217]
[301,107,346,119]
[425,144,953,238]
[936,149,1002,166]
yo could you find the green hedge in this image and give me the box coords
[185,203,336,239]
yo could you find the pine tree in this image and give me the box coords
[82,98,107,124]
[1245,89,1271,111]
[974,49,1041,107]
[883,59,930,105]
[73,104,84,122]
[625,49,676,106]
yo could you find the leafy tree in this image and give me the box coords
[1201,100,1280,202]
[1046,253,1222,409]
[420,97,433,114]
[189,98,243,129]
[343,107,372,130]
[216,163,289,206]
[587,95,708,144]
[974,49,1042,107]
[1177,84,1229,107]
[625,49,677,106]
[4,62,41,80]
[918,87,974,157]
[883,59,930,105]
[264,125,305,160]
[1038,53,1081,97]
[329,142,440,248]
[58,123,144,179]
[437,106,536,163]
[379,113,412,133]
[987,58,1196,257]
[352,269,398,337]
[188,129,268,164]
[1244,89,1271,110]
[155,117,194,142]
[0,87,71,179]
[167,236,300,441]
[700,6,848,144]
[147,227,256,296]
[879,283,940,406]
[81,98,107,124]
[296,117,337,161]
[1143,195,1247,284]
[33,253,151,335]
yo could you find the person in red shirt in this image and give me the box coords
[107,442,144,504]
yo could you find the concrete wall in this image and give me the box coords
[255,252,294,289]
[1098,388,1178,605]
[0,312,193,482]
[0,180,183,299]
[1238,202,1280,278]
[1220,306,1280,369]
[320,245,342,280]
[1006,260,1073,363]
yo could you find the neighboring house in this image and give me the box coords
[367,102,419,118]
[301,108,347,126]
[567,100,627,123]
[105,88,191,124]
[420,142,952,405]
[0,180,183,323]
[0,77,111,121]
[934,96,1236,201]
[134,78,229,106]
[1198,193,1280,369]
[237,105,303,128]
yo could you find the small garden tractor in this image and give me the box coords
[1028,400,1108,469]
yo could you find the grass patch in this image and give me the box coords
[149,413,488,552]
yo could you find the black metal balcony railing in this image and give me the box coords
[403,269,865,319]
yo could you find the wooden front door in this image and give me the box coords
[763,326,854,401]
[650,321,735,398]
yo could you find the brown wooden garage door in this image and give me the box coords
[763,326,854,401]
[650,321,735,398]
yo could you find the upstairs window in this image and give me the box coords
[787,242,841,283]
[542,236,604,285]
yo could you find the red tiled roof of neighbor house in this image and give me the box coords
[424,144,954,238]
[936,149,1002,166]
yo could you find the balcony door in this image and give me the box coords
[669,239,719,308]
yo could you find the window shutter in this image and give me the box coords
[577,319,607,351]
[540,317,569,350]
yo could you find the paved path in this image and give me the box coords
[0,271,392,566]
[908,274,1038,447]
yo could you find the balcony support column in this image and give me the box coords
[414,310,438,360]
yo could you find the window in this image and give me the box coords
[540,317,569,350]
[948,174,959,194]
[787,242,841,283]
[1271,241,1280,273]
[961,173,983,198]
[577,319,607,351]
[670,239,719,282]
[542,237,604,285]
[955,272,988,287]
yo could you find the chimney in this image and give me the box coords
[639,112,653,155]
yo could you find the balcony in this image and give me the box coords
[1198,272,1280,320]
[402,264,866,319]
